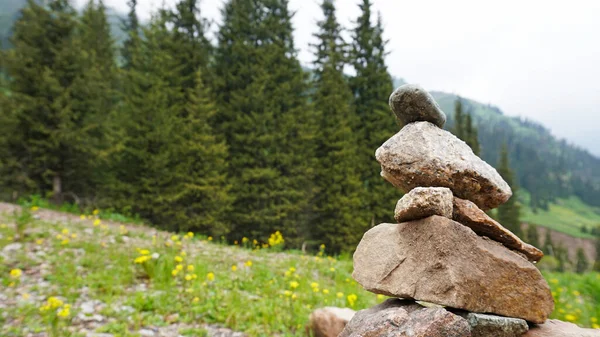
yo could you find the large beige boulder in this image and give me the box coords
[524,319,600,337]
[339,299,471,337]
[352,216,554,323]
[307,307,355,337]
[394,187,453,222]
[453,197,543,262]
[375,122,511,210]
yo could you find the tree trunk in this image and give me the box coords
[52,174,62,204]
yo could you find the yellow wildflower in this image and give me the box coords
[336,292,344,298]
[22,293,30,300]
[329,267,335,272]
[10,269,22,278]
[269,231,284,246]
[208,236,213,241]
[377,294,385,300]
[193,297,200,303]
[47,297,64,309]
[57,305,70,318]
[289,281,299,289]
[187,265,194,272]
[134,256,150,264]
[62,229,69,235]
[242,237,249,243]
[71,233,77,239]
[185,274,192,281]
[245,260,253,267]
[93,219,101,226]
[93,209,100,215]
[347,294,358,307]
[550,278,559,284]
[31,206,39,211]
[171,235,179,242]
[139,249,150,255]
[234,240,238,245]
[284,290,293,297]
[61,239,69,245]
[176,264,183,271]
[231,265,237,272]
[186,232,194,238]
[291,293,297,300]
[310,282,319,289]
[591,317,598,323]
[36,239,44,245]
[175,256,183,262]
[572,290,581,296]
[322,289,329,294]
[207,272,215,281]
[172,269,179,277]
[79,215,86,220]
[564,314,577,322]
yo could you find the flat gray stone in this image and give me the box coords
[460,312,528,337]
[376,121,512,210]
[394,187,453,222]
[389,84,446,128]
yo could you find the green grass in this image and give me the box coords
[1,205,599,336]
[519,192,600,238]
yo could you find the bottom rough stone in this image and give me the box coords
[339,299,471,337]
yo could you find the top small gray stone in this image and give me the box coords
[389,84,446,128]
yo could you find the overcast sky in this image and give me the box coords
[87,0,600,157]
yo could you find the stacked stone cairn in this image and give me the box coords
[340,84,557,337]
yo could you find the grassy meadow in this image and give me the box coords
[1,204,599,337]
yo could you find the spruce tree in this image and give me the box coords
[350,0,399,225]
[72,0,120,201]
[453,97,480,155]
[593,237,600,272]
[2,0,91,202]
[213,0,316,244]
[310,0,367,252]
[543,229,554,256]
[496,143,522,238]
[121,0,139,68]
[172,70,233,235]
[168,0,212,89]
[113,15,185,227]
[464,113,481,155]
[454,98,465,139]
[526,224,540,248]
[555,244,569,272]
[575,247,589,274]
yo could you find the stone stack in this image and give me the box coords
[342,84,556,336]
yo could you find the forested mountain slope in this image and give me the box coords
[433,91,600,211]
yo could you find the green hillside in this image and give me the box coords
[1,205,599,336]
